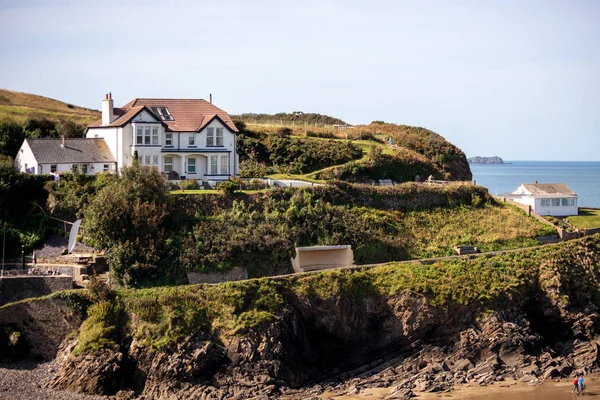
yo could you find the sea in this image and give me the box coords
[470,161,600,208]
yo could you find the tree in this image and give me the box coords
[83,164,173,286]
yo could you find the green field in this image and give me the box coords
[566,208,600,229]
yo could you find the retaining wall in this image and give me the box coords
[0,276,73,306]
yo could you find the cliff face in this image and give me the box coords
[3,236,600,399]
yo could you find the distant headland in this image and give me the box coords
[468,156,509,164]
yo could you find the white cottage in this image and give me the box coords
[510,183,578,216]
[14,137,116,175]
[85,93,239,181]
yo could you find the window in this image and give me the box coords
[189,135,195,147]
[541,199,551,207]
[136,126,143,145]
[152,126,159,145]
[216,128,224,146]
[136,125,159,145]
[152,155,159,166]
[50,164,57,173]
[144,155,151,165]
[207,127,214,146]
[81,164,88,174]
[220,156,228,174]
[188,157,196,174]
[561,198,575,207]
[103,164,109,172]
[210,155,218,174]
[551,198,560,207]
[164,156,173,172]
[144,127,151,145]
[165,132,173,146]
[151,106,174,121]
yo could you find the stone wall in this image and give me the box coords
[0,276,73,306]
[0,297,82,360]
[187,267,248,284]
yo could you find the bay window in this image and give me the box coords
[135,125,160,145]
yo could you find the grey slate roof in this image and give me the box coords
[26,138,115,164]
[521,183,577,196]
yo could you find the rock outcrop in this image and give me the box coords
[3,236,600,399]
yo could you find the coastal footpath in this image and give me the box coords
[1,234,600,399]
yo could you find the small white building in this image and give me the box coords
[510,183,578,216]
[14,137,116,175]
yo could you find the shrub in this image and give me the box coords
[181,179,200,190]
[217,181,237,195]
[276,127,292,138]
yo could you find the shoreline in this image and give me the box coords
[319,374,600,400]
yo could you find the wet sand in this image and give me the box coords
[321,374,600,400]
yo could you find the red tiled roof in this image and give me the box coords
[87,98,238,133]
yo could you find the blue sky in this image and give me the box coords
[1,0,598,161]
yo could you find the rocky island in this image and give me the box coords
[468,156,506,164]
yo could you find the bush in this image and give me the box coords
[181,179,200,190]
[276,127,292,138]
[217,181,237,195]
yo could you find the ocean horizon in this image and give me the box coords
[470,160,600,208]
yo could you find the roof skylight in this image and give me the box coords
[151,106,174,121]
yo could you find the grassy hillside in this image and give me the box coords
[0,89,99,125]
[0,90,100,157]
[232,111,345,125]
[235,120,472,183]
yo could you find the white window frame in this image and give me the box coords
[220,155,228,174]
[188,157,196,174]
[144,155,151,165]
[207,127,214,146]
[103,164,109,172]
[136,126,143,145]
[189,135,196,147]
[216,127,224,146]
[152,155,159,166]
[164,156,173,172]
[165,132,173,147]
[210,155,218,174]
[152,126,159,145]
[541,199,551,207]
[144,126,151,145]
[50,164,57,173]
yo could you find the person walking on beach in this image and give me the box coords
[578,375,585,395]
[573,376,580,394]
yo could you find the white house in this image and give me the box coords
[14,137,116,175]
[85,93,239,181]
[510,183,579,216]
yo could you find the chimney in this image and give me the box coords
[102,92,114,126]
[209,93,212,104]
[61,136,65,148]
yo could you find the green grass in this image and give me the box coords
[58,234,600,353]
[566,208,600,229]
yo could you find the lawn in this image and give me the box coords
[566,208,600,229]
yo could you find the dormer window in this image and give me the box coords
[151,106,174,121]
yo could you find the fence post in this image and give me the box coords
[21,245,25,269]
